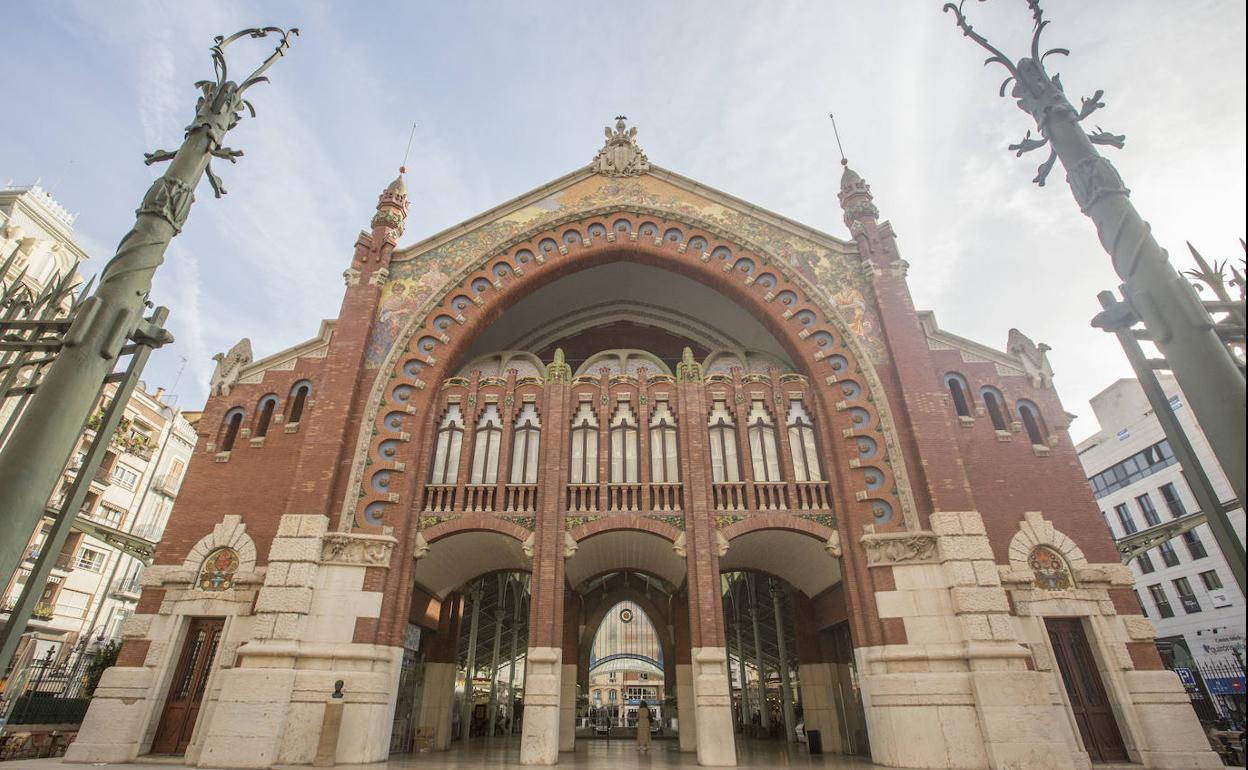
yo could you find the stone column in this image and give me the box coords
[792,593,842,754]
[417,593,462,750]
[520,381,570,765]
[559,590,579,752]
[673,593,696,752]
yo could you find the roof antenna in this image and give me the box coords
[400,122,417,174]
[828,113,848,166]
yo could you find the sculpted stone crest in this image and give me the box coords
[321,532,395,567]
[592,117,650,177]
[860,532,939,566]
[1006,328,1054,389]
[210,337,253,396]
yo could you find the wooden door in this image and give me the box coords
[151,617,224,755]
[1046,618,1128,762]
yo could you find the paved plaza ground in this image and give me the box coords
[4,737,886,769]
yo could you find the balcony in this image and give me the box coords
[606,483,642,512]
[567,484,599,513]
[794,481,830,511]
[753,482,788,511]
[23,546,74,573]
[503,485,537,513]
[110,575,143,600]
[462,484,497,512]
[648,483,682,512]
[152,473,182,497]
[1,596,57,621]
[712,482,748,511]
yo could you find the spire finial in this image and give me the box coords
[400,122,417,176]
[829,113,848,166]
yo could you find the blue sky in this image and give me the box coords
[3,1,1244,440]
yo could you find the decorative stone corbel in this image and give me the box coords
[412,531,430,561]
[824,530,842,558]
[342,267,361,287]
[672,532,687,558]
[522,532,536,560]
[563,531,578,559]
[715,531,730,557]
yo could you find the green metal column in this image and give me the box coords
[944,5,1245,510]
[0,29,297,586]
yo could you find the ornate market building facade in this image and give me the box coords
[67,122,1218,769]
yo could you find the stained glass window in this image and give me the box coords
[1029,546,1073,590]
[198,547,240,591]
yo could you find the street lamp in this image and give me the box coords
[943,1,1245,572]
[0,28,298,649]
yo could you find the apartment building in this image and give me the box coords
[1077,376,1246,722]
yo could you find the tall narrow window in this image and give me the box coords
[509,402,541,484]
[1136,493,1160,527]
[1148,584,1174,618]
[430,404,465,485]
[609,401,639,483]
[1016,400,1045,445]
[1158,541,1180,568]
[708,399,740,483]
[254,394,278,438]
[287,381,312,424]
[785,398,822,482]
[746,397,782,482]
[944,373,972,418]
[980,387,1008,431]
[1159,482,1187,518]
[1137,551,1156,574]
[469,404,503,485]
[1181,530,1207,559]
[569,401,599,484]
[1134,589,1148,618]
[648,399,679,483]
[1114,503,1137,535]
[219,409,244,452]
[1173,577,1201,614]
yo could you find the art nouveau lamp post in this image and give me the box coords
[0,28,298,586]
[943,2,1246,555]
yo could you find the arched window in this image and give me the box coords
[509,402,541,484]
[980,386,1008,431]
[569,400,599,484]
[254,394,278,438]
[430,404,465,485]
[746,397,782,482]
[219,408,244,452]
[470,404,503,484]
[609,401,639,483]
[649,399,679,483]
[708,398,740,483]
[785,398,822,482]
[944,373,972,418]
[1016,400,1046,445]
[287,381,312,424]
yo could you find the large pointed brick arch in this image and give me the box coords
[340,210,920,649]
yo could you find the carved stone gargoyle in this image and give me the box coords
[209,337,253,396]
[1007,328,1054,389]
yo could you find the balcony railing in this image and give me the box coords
[422,484,456,512]
[110,576,143,599]
[504,485,537,512]
[567,484,599,512]
[712,482,748,511]
[152,473,182,496]
[753,482,788,511]
[462,484,497,512]
[607,483,642,512]
[23,547,74,572]
[648,483,682,511]
[794,481,830,511]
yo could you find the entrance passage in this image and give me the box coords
[723,572,801,744]
[455,572,530,744]
[151,617,223,755]
[584,598,665,739]
[1046,618,1128,762]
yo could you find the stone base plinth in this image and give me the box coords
[675,663,696,753]
[798,662,843,755]
[520,647,561,765]
[63,666,156,763]
[559,663,577,752]
[691,647,736,766]
[416,661,457,750]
